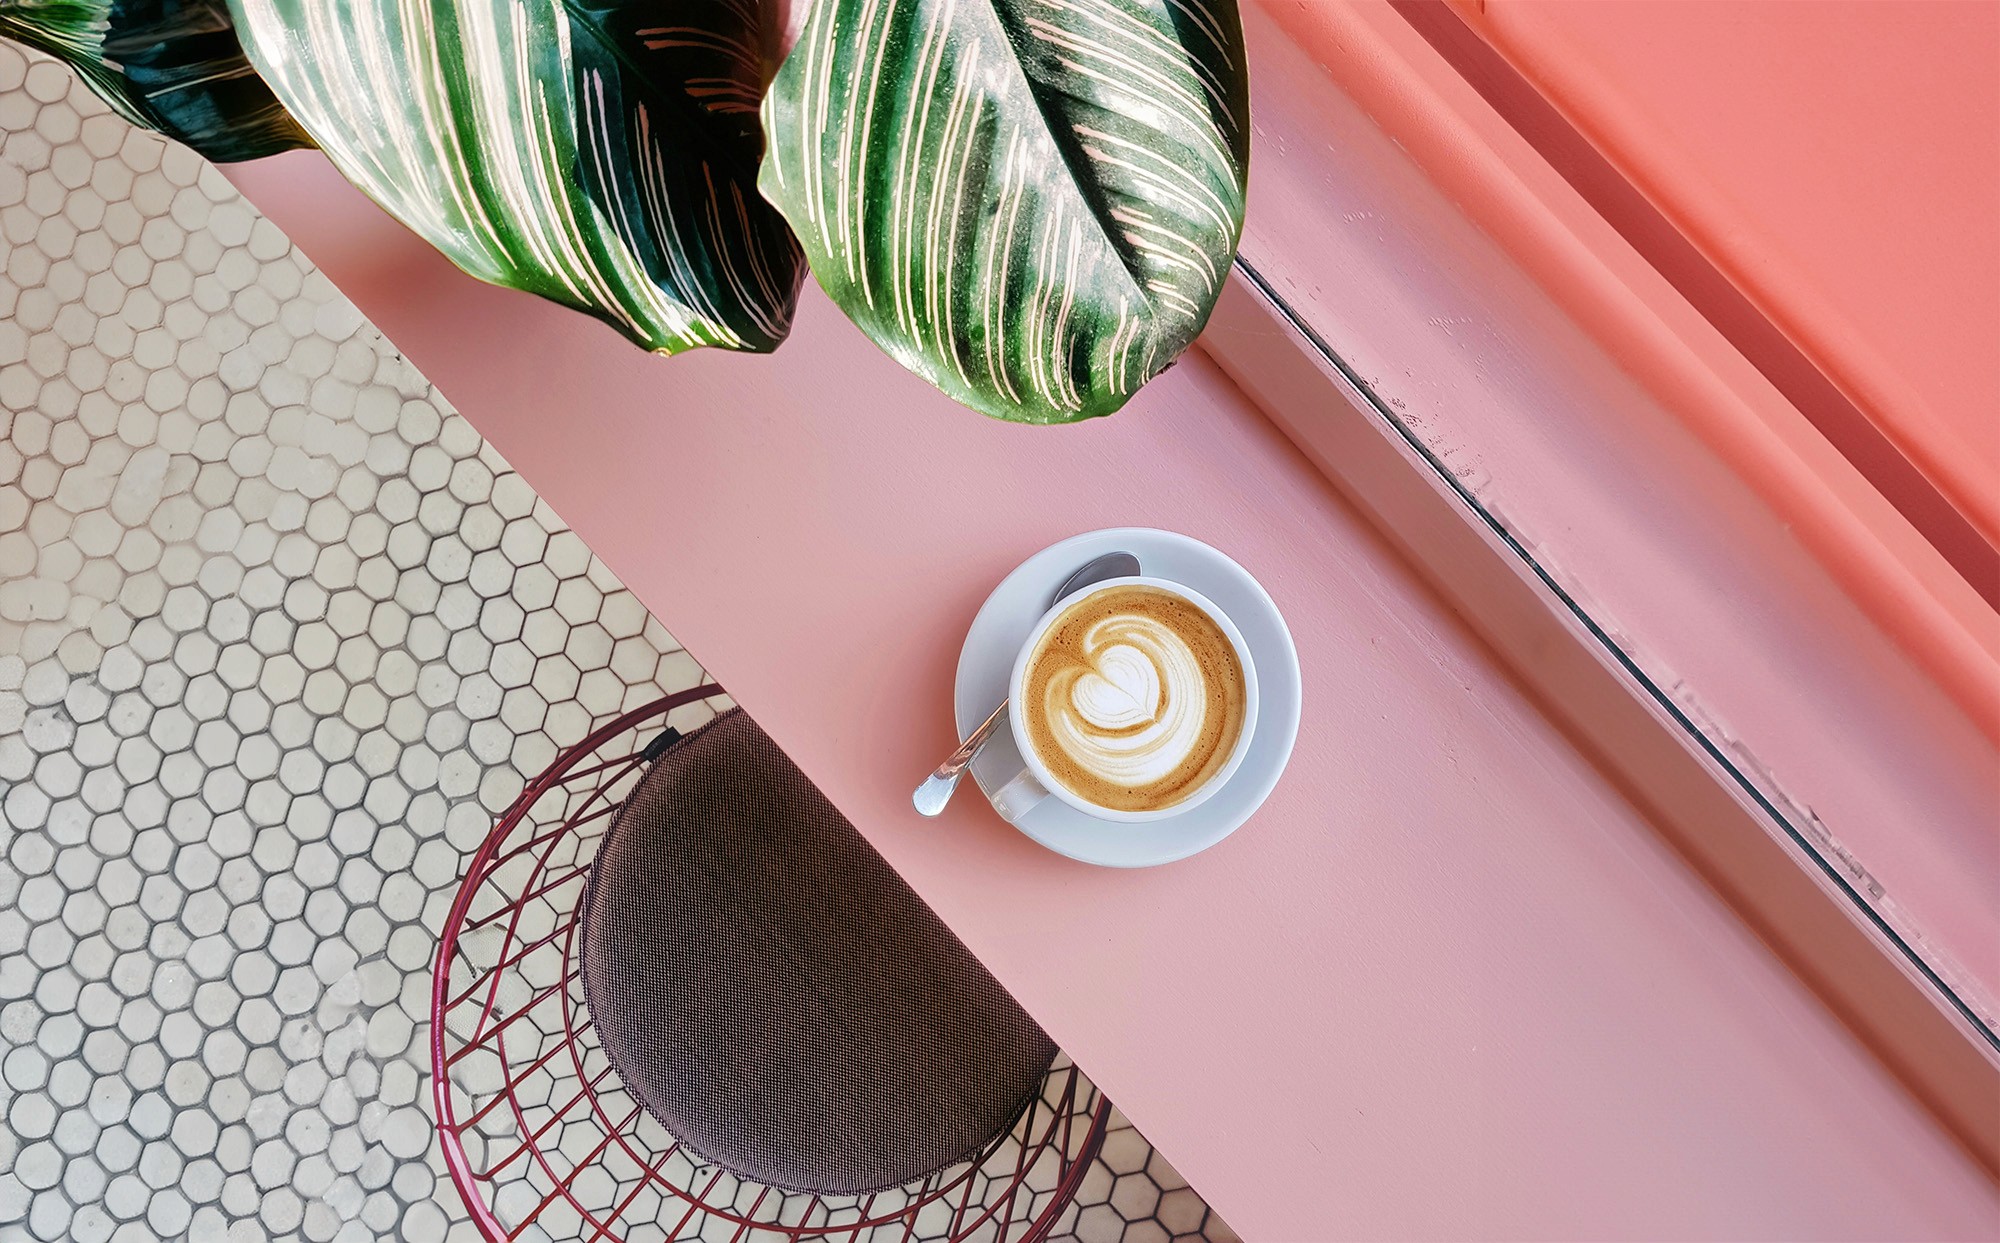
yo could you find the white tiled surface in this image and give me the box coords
[0,40,1234,1243]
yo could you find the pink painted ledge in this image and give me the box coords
[229,154,1999,1238]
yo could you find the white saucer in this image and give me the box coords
[955,528,1301,867]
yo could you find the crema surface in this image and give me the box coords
[1022,586,1247,812]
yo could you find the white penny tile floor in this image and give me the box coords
[0,41,1235,1243]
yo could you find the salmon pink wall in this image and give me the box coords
[1255,0,1998,760]
[1457,0,2000,552]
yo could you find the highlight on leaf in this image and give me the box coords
[226,0,804,356]
[758,0,1250,423]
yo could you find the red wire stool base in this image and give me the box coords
[431,689,1111,1242]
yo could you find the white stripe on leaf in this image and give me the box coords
[231,0,800,355]
[760,0,1247,422]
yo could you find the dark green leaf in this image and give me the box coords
[0,0,311,162]
[229,0,803,354]
[760,0,1249,421]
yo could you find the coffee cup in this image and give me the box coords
[992,576,1259,824]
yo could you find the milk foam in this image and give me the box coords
[1044,615,1207,787]
[1022,585,1247,813]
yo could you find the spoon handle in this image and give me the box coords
[912,700,1010,816]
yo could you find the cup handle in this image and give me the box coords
[991,766,1050,822]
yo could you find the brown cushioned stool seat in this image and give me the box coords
[579,709,1056,1195]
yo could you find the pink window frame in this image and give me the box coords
[1198,0,1998,1172]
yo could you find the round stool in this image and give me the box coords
[431,687,1109,1242]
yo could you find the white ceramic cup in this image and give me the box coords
[992,576,1259,824]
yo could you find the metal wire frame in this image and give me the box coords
[431,688,1111,1242]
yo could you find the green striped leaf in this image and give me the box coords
[0,0,311,162]
[759,0,1249,422]
[228,0,803,355]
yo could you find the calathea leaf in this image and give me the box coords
[760,0,1249,422]
[228,0,803,354]
[0,0,311,162]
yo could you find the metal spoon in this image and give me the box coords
[912,551,1141,816]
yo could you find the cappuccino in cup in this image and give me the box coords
[1018,583,1249,814]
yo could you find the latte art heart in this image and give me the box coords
[1070,644,1163,731]
[1021,584,1248,814]
[1047,625,1206,788]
